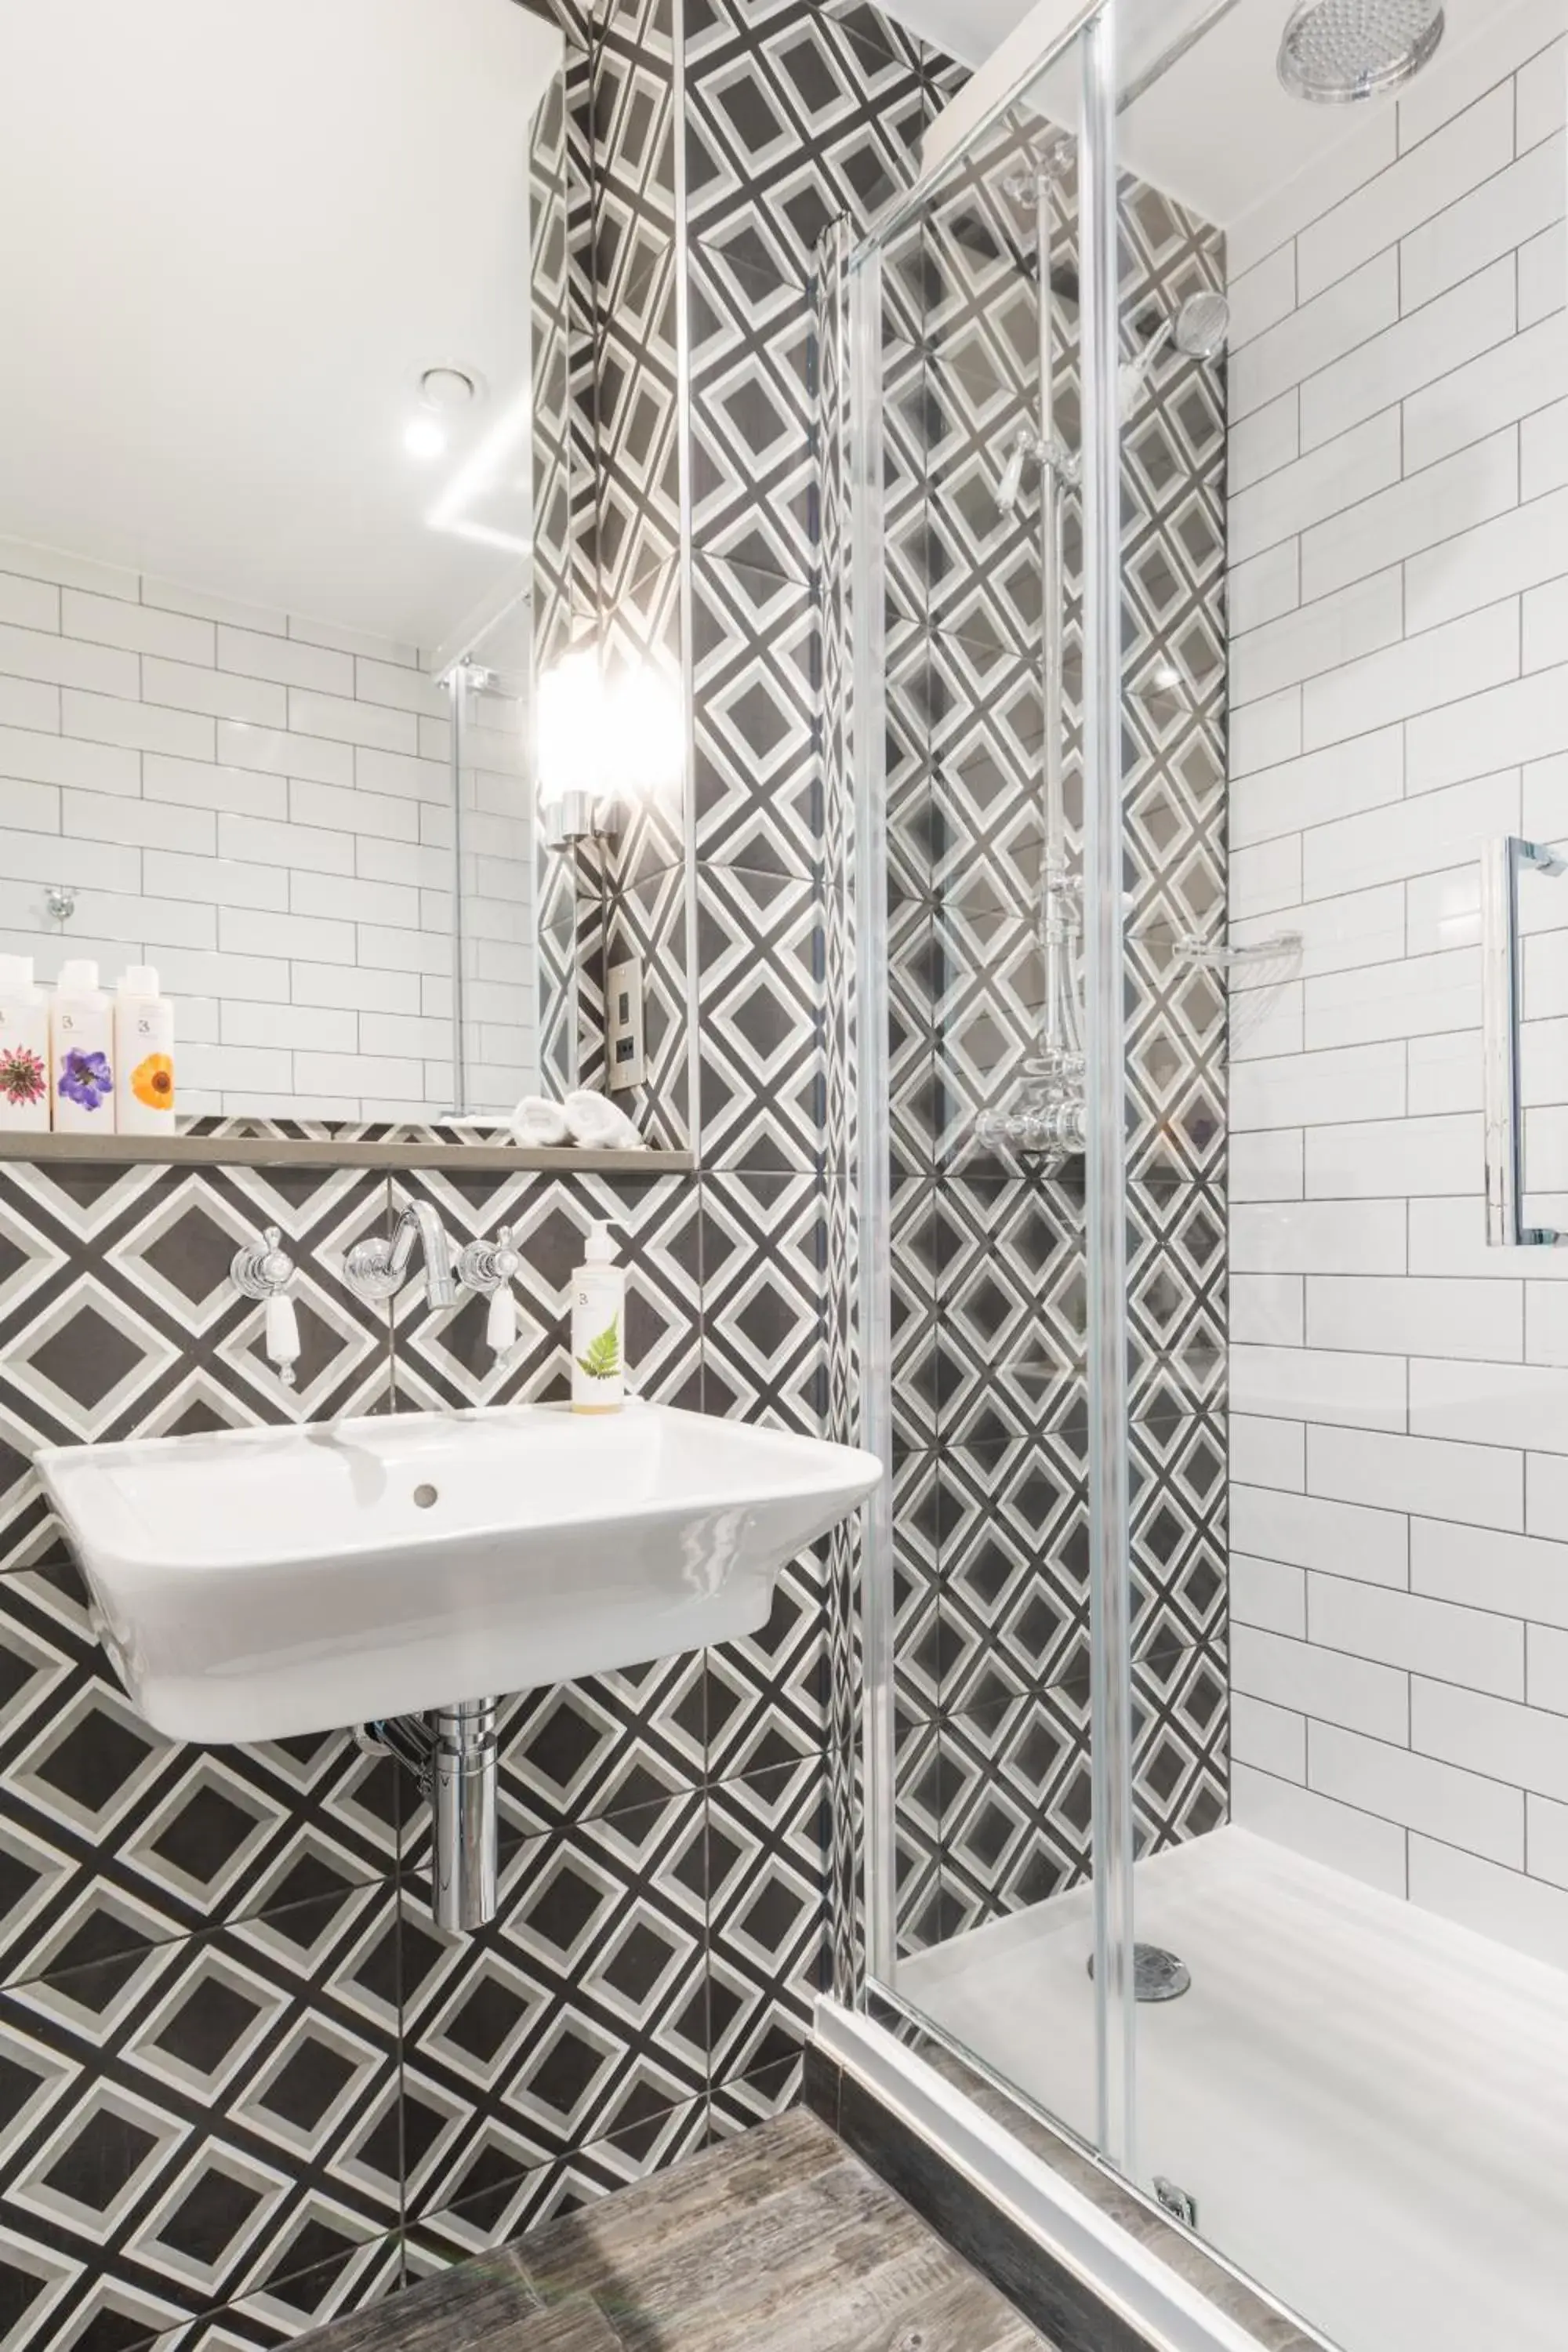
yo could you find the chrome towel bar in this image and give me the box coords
[1482,834,1566,1248]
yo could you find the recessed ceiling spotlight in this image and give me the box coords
[404,417,448,459]
[418,365,484,412]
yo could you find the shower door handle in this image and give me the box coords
[1483,835,1566,1247]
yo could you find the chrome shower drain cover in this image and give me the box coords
[1086,1942,1192,2002]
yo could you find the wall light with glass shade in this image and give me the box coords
[536,644,681,851]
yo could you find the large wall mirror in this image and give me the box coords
[0,0,691,1162]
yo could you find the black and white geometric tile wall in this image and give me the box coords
[0,1160,838,2352]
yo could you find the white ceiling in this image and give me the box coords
[5,0,1516,656]
[1114,0,1494,228]
[878,0,1037,71]
[908,0,1500,224]
[0,0,561,653]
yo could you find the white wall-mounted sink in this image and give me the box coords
[35,1403,883,1744]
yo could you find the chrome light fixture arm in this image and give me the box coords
[542,790,623,852]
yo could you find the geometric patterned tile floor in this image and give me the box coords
[294,2111,1056,2352]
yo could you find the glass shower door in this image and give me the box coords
[848,0,1144,2173]
[1110,7,1568,2348]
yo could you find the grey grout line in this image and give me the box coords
[1227,345,1564,522]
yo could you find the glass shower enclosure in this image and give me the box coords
[833,0,1568,2346]
[837,0,1230,2162]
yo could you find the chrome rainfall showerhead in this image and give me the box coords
[1278,0,1445,104]
[1174,290,1231,361]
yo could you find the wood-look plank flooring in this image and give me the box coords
[299,2112,1058,2352]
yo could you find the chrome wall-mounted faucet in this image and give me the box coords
[231,1225,302,1387]
[344,1200,459,1308]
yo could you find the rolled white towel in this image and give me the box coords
[512,1094,572,1147]
[564,1087,644,1149]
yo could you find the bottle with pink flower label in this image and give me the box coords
[0,956,50,1134]
[50,960,116,1134]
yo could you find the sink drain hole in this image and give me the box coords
[413,1483,438,1509]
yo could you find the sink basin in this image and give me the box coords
[35,1403,883,1744]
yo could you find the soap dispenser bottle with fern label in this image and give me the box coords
[572,1221,625,1414]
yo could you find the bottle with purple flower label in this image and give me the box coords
[0,955,49,1134]
[50,960,116,1134]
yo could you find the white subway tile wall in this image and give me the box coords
[0,546,538,1116]
[1225,0,1568,1965]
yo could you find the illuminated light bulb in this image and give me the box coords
[538,647,604,804]
[612,666,682,800]
[538,647,608,846]
[535,649,684,851]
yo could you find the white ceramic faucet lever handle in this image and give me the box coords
[485,1283,517,1359]
[264,1291,301,1388]
[456,1225,523,1361]
[232,1225,300,1388]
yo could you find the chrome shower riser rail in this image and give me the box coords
[361,1698,500,1933]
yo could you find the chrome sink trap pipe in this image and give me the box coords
[431,1699,499,1932]
[361,1696,500,1932]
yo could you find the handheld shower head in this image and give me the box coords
[996,430,1031,515]
[1174,291,1231,361]
[1278,0,1445,104]
[1120,292,1229,423]
[1119,319,1173,423]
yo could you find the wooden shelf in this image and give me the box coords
[0,1133,695,1175]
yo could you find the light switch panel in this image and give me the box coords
[606,953,645,1091]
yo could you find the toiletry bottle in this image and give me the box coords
[0,956,50,1133]
[50,960,115,1134]
[571,1221,626,1414]
[114,965,175,1136]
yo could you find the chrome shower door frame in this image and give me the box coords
[846,0,1139,2171]
[848,230,898,1986]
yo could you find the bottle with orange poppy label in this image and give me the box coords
[114,967,176,1137]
